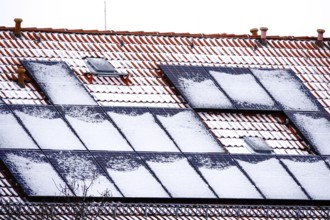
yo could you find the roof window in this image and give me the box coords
[84,57,126,76]
[244,136,273,154]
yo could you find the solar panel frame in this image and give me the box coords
[21,60,97,105]
[205,66,280,111]
[159,65,235,109]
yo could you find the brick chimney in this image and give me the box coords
[17,66,25,88]
[316,29,325,47]
[260,27,268,46]
[14,18,23,38]
[250,28,259,37]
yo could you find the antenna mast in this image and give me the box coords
[104,0,107,30]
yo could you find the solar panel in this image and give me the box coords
[205,67,279,110]
[251,69,322,111]
[232,154,308,200]
[160,65,234,109]
[84,57,127,76]
[285,111,330,155]
[279,155,330,200]
[0,149,70,196]
[10,105,86,150]
[21,60,96,105]
[105,107,179,152]
[140,152,216,198]
[187,153,262,199]
[57,106,132,151]
[92,151,169,198]
[45,150,122,197]
[0,105,38,149]
[150,108,224,152]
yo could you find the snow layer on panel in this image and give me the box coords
[105,156,169,197]
[28,62,96,105]
[146,156,215,198]
[0,109,38,149]
[209,71,275,107]
[292,113,330,155]
[251,69,318,111]
[14,108,85,150]
[108,111,179,152]
[156,111,223,152]
[64,107,132,151]
[281,158,330,200]
[178,76,233,108]
[55,154,121,197]
[5,153,67,196]
[237,158,307,199]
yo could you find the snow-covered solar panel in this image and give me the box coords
[0,106,38,149]
[141,153,216,198]
[233,155,308,200]
[92,151,169,198]
[280,156,330,200]
[151,108,224,152]
[46,150,122,197]
[160,65,234,109]
[251,69,321,111]
[187,154,262,199]
[285,112,330,155]
[58,106,132,151]
[21,60,96,105]
[206,67,278,110]
[11,105,86,150]
[106,107,179,152]
[0,149,70,196]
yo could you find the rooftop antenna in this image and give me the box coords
[104,0,107,30]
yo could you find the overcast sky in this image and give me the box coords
[1,0,329,37]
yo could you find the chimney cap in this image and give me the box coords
[317,29,325,34]
[14,18,23,23]
[250,28,258,32]
[260,27,268,31]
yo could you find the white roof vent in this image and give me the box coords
[243,136,273,154]
[84,57,126,76]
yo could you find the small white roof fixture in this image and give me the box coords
[243,136,273,154]
[84,57,127,76]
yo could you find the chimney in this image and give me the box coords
[14,18,23,38]
[316,29,325,47]
[250,28,259,37]
[17,66,25,88]
[260,27,268,46]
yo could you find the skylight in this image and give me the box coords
[84,57,127,76]
[243,136,273,154]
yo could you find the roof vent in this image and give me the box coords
[250,28,259,37]
[316,29,325,47]
[16,66,26,88]
[244,136,273,154]
[13,18,23,38]
[259,27,268,46]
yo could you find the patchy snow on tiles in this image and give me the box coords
[178,75,233,109]
[251,69,319,111]
[291,113,330,155]
[209,71,276,108]
[145,154,215,198]
[281,157,330,200]
[0,108,38,149]
[156,110,223,152]
[3,152,68,196]
[104,155,169,197]
[23,61,96,105]
[236,157,307,199]
[63,106,132,151]
[108,110,179,152]
[13,107,85,150]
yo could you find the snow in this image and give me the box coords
[64,107,132,151]
[5,153,68,196]
[28,61,96,105]
[292,113,330,155]
[0,110,38,149]
[14,108,85,150]
[178,75,233,108]
[209,71,275,108]
[156,111,223,152]
[106,157,169,197]
[237,158,307,199]
[251,69,318,111]
[108,111,179,152]
[281,158,330,200]
[55,154,121,197]
[146,156,216,198]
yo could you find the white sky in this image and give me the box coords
[1,0,329,37]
